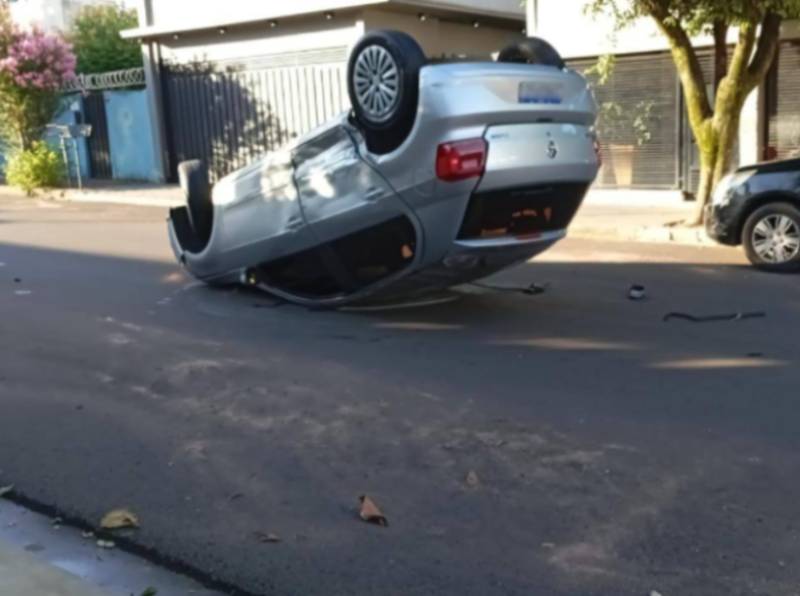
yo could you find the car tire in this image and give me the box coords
[178,160,213,249]
[742,202,800,272]
[497,37,565,69]
[347,30,426,155]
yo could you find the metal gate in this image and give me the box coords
[161,50,349,182]
[82,92,113,179]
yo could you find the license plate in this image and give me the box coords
[518,81,563,105]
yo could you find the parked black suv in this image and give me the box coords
[706,157,800,271]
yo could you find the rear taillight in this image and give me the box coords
[436,139,487,182]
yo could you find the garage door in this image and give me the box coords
[162,47,349,182]
[766,41,800,161]
[570,53,681,190]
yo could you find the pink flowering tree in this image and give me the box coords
[0,25,77,149]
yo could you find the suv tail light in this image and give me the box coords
[436,139,487,182]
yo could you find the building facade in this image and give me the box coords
[530,1,800,196]
[8,0,125,31]
[124,0,526,182]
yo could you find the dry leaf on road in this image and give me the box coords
[465,470,480,487]
[100,509,140,530]
[359,495,388,527]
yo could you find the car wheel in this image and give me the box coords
[347,30,426,155]
[178,160,213,248]
[497,37,565,69]
[742,202,800,272]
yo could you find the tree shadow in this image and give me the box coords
[162,59,292,182]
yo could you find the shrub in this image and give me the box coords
[5,141,66,195]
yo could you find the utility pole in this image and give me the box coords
[526,0,538,35]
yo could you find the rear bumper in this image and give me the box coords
[458,182,590,240]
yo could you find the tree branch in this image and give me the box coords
[727,20,757,84]
[713,20,728,92]
[745,11,782,92]
[643,1,712,130]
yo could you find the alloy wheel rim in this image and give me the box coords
[354,45,400,123]
[752,214,800,263]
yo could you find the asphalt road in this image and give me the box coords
[2,196,800,596]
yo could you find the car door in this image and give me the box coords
[290,125,420,296]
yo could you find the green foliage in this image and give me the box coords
[70,4,141,74]
[585,0,800,34]
[584,53,616,85]
[4,141,66,195]
[0,83,63,151]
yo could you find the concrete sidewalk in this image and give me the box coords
[571,199,714,246]
[0,540,112,596]
[0,182,714,246]
[0,182,183,208]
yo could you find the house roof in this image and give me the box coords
[121,0,523,40]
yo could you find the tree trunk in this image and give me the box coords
[691,151,717,226]
[688,107,742,226]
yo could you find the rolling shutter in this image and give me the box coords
[570,53,680,190]
[766,41,800,161]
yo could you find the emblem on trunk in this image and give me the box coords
[547,140,558,159]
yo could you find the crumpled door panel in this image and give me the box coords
[293,126,410,244]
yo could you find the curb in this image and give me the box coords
[0,541,112,596]
[570,224,716,247]
[0,185,182,209]
[57,192,181,209]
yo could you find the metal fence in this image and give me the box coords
[63,67,146,93]
[162,55,349,182]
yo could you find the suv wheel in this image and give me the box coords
[347,30,426,155]
[497,37,565,69]
[742,202,800,272]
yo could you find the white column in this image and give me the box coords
[739,87,761,166]
[136,0,168,183]
[526,0,538,35]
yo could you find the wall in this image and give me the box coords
[105,90,161,182]
[146,0,377,30]
[538,0,800,59]
[142,0,521,32]
[158,18,361,65]
[362,8,520,58]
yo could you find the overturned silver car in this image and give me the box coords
[168,31,600,307]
